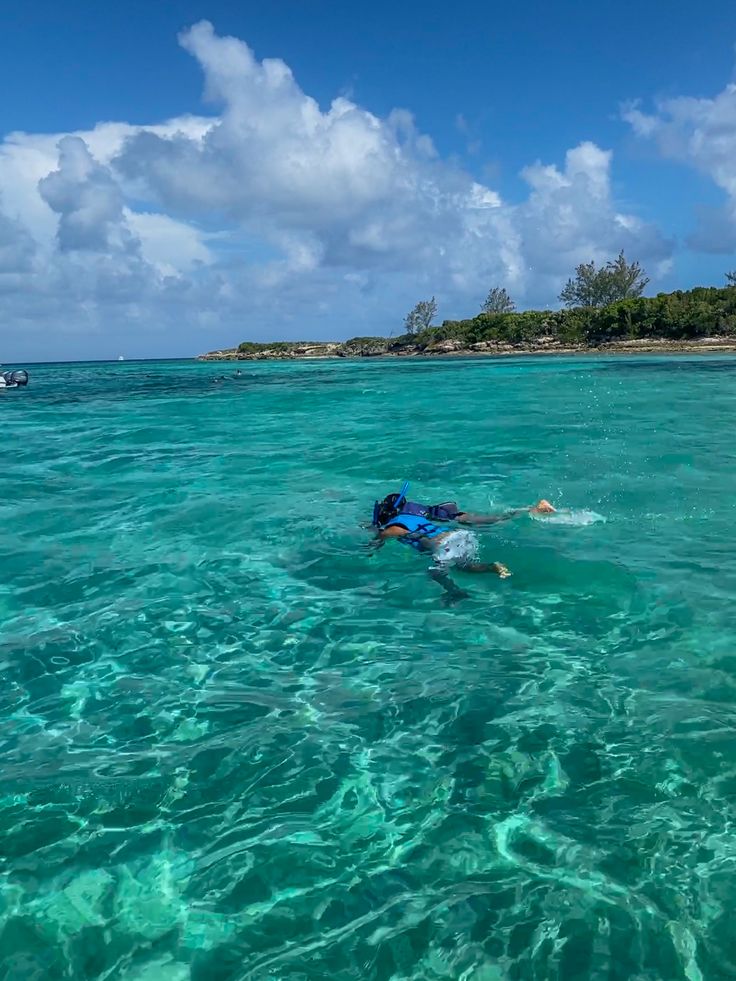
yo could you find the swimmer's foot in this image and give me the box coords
[442,589,470,607]
[530,499,556,515]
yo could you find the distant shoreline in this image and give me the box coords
[198,337,736,362]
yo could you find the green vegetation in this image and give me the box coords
[345,285,736,353]
[413,286,736,348]
[228,265,736,360]
[560,251,649,307]
[237,340,316,353]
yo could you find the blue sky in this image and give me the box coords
[2,0,736,361]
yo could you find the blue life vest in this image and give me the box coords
[383,513,446,551]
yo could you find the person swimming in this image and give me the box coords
[371,484,555,527]
[367,482,555,600]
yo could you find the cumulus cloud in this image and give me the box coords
[113,22,668,300]
[623,83,736,253]
[515,142,672,289]
[114,20,470,274]
[0,21,671,360]
[40,136,138,253]
[126,210,213,274]
[0,205,36,274]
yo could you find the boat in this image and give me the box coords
[0,369,29,388]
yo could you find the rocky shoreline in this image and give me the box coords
[198,336,736,362]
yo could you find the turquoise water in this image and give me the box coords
[2,355,736,980]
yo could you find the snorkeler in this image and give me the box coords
[371,484,555,527]
[367,483,555,600]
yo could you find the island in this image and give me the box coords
[199,285,736,361]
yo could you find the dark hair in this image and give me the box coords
[374,494,401,527]
[372,482,410,527]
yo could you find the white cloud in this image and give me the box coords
[623,83,736,252]
[40,136,138,253]
[0,21,671,360]
[514,142,670,290]
[113,22,668,298]
[126,210,213,274]
[0,205,36,273]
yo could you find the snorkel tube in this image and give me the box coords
[372,481,410,527]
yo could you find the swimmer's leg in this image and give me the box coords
[429,567,469,601]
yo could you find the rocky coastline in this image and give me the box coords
[198,336,736,362]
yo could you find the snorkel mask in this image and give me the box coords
[372,481,409,527]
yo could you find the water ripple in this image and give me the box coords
[2,356,736,979]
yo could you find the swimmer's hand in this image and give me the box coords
[362,538,384,556]
[492,562,512,578]
[530,499,556,515]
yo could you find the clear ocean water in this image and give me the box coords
[2,355,736,981]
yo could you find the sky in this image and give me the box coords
[2,0,736,362]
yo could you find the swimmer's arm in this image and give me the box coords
[456,508,529,525]
[362,525,405,554]
[458,500,555,526]
[383,526,439,550]
[379,526,407,539]
[364,524,438,553]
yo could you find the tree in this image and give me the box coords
[481,287,515,314]
[559,261,600,308]
[604,251,650,302]
[404,296,437,334]
[559,251,649,307]
[726,270,736,286]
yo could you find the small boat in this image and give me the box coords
[0,369,29,388]
[118,355,125,361]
